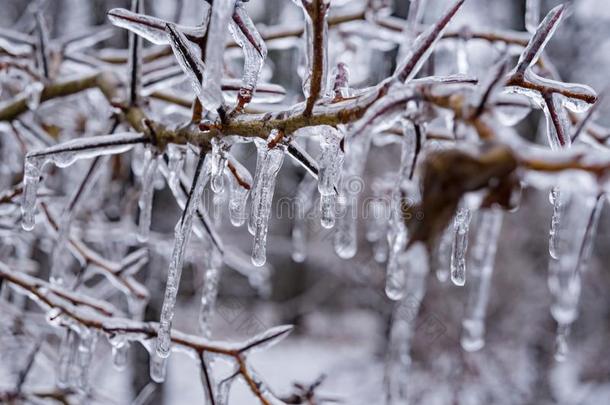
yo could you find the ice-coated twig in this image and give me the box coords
[165,22,206,99]
[34,11,50,79]
[514,5,564,75]
[127,0,144,106]
[229,2,268,110]
[108,7,208,45]
[394,0,466,83]
[297,0,331,117]
[200,0,237,112]
[21,132,148,231]
[0,264,291,405]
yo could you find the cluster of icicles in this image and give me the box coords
[10,0,604,401]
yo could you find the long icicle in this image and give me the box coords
[450,206,472,286]
[384,242,429,404]
[317,126,344,229]
[461,209,503,351]
[154,151,210,381]
[250,132,285,267]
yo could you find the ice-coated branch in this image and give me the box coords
[394,0,465,83]
[0,264,292,404]
[299,0,331,117]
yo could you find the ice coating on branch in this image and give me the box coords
[317,126,344,229]
[127,0,144,106]
[384,242,429,404]
[394,0,465,83]
[461,209,503,352]
[200,0,236,111]
[525,0,541,34]
[292,176,317,263]
[34,11,50,79]
[227,156,252,227]
[250,136,285,267]
[397,0,427,62]
[165,23,206,99]
[229,2,267,107]
[156,153,210,364]
[515,4,565,74]
[108,7,208,45]
[450,206,472,286]
[541,90,572,150]
[210,138,228,193]
[21,133,146,231]
[351,84,415,139]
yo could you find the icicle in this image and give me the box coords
[229,2,267,106]
[167,145,185,190]
[548,186,563,259]
[547,190,597,361]
[21,158,42,231]
[112,341,130,371]
[333,134,370,259]
[156,153,210,366]
[398,120,418,182]
[292,176,317,263]
[57,329,77,388]
[73,330,98,392]
[450,206,472,286]
[384,242,429,404]
[461,209,503,352]
[138,148,158,242]
[25,82,44,111]
[317,126,344,229]
[525,0,541,34]
[199,246,222,338]
[200,0,236,111]
[227,157,252,227]
[436,223,453,282]
[150,351,167,383]
[249,134,285,267]
[385,181,420,300]
[455,36,469,74]
[385,204,408,300]
[210,138,228,193]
